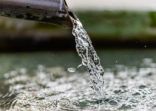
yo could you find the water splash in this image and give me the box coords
[1,59,156,111]
[71,17,105,96]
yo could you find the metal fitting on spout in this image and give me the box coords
[0,0,73,26]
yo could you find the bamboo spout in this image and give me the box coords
[0,0,72,26]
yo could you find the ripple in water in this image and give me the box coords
[0,59,156,111]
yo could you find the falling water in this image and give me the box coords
[70,17,105,96]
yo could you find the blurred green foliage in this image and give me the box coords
[149,12,156,27]
[77,11,151,38]
[0,11,156,39]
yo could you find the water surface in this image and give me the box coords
[0,50,156,111]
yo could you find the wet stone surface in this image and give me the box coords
[0,58,156,111]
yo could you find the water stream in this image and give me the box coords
[71,17,105,96]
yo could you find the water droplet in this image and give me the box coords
[144,45,147,48]
[67,67,76,73]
